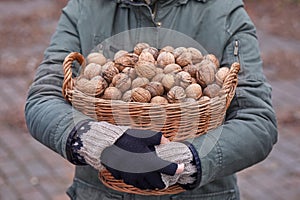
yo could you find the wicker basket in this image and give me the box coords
[62,52,240,195]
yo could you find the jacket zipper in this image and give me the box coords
[234,40,239,56]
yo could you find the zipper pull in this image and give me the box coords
[234,40,239,56]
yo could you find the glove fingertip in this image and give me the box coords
[159,163,178,176]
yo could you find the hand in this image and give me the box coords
[101,129,183,189]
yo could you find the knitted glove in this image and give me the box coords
[101,129,182,190]
[155,141,202,190]
[67,120,129,171]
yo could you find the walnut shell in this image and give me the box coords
[215,67,230,86]
[167,86,186,103]
[157,52,175,68]
[161,73,176,92]
[76,76,107,97]
[203,54,220,69]
[145,82,164,97]
[150,96,169,104]
[156,67,164,74]
[134,42,150,55]
[132,77,150,89]
[102,87,122,100]
[114,53,139,71]
[102,61,119,83]
[135,61,157,79]
[184,98,197,103]
[111,73,132,93]
[185,83,202,100]
[131,87,151,103]
[122,90,132,102]
[83,63,102,80]
[163,63,182,74]
[138,51,156,63]
[173,47,187,58]
[203,83,221,98]
[175,71,192,89]
[160,46,174,53]
[196,60,216,88]
[87,52,107,66]
[151,73,165,83]
[176,50,192,67]
[187,47,203,64]
[183,64,199,78]
[122,67,137,80]
[142,47,159,60]
[114,50,128,60]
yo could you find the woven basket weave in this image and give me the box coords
[62,52,240,195]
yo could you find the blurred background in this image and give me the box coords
[0,0,299,199]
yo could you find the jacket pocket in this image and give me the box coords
[171,189,236,200]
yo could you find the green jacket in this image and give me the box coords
[25,0,278,199]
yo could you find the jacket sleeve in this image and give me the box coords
[24,0,92,159]
[190,3,278,187]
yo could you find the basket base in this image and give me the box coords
[99,169,186,196]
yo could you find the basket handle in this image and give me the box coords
[222,62,240,109]
[62,52,86,101]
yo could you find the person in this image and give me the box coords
[25,0,278,199]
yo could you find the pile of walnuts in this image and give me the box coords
[75,42,230,104]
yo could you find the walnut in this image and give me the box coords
[145,82,164,97]
[114,50,128,60]
[142,47,159,60]
[196,60,216,88]
[156,67,164,74]
[83,63,102,80]
[102,87,122,100]
[215,67,230,86]
[111,73,132,93]
[191,77,197,84]
[151,73,165,83]
[150,96,169,104]
[185,83,202,100]
[203,54,220,69]
[134,42,150,55]
[122,90,132,102]
[135,61,157,79]
[173,47,187,58]
[131,77,150,89]
[76,76,108,97]
[167,86,186,103]
[163,63,182,74]
[203,83,221,98]
[102,61,119,83]
[122,67,137,80]
[161,73,176,92]
[87,52,107,66]
[187,47,203,64]
[138,51,156,63]
[183,64,199,78]
[175,50,192,67]
[175,71,192,89]
[131,87,152,103]
[114,52,139,71]
[199,95,211,102]
[160,46,174,54]
[184,98,197,103]
[157,52,175,68]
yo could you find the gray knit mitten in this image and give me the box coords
[155,142,197,188]
[77,121,129,171]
